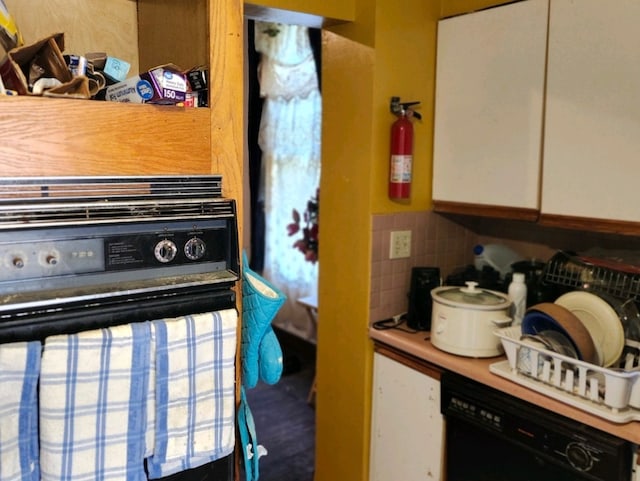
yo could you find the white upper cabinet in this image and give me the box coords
[432,0,548,217]
[541,0,640,224]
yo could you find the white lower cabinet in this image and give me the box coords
[369,352,443,481]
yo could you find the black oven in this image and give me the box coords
[441,372,634,481]
[0,176,238,481]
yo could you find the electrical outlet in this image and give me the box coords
[389,230,411,259]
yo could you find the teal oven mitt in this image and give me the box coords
[242,251,286,389]
[258,326,283,385]
[238,386,260,481]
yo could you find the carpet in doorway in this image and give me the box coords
[245,354,316,481]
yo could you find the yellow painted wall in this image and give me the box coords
[323,0,376,47]
[316,31,375,480]
[245,0,355,25]
[369,2,439,215]
[247,0,511,480]
[316,2,441,480]
[441,0,514,17]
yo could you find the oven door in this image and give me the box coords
[2,286,237,481]
[441,372,633,481]
[159,456,233,481]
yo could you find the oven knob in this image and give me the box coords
[40,251,60,266]
[565,442,594,472]
[184,237,206,261]
[154,239,178,263]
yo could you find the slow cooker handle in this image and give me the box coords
[492,318,513,328]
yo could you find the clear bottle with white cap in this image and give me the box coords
[508,272,527,326]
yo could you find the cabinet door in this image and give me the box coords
[432,0,548,215]
[369,353,442,481]
[542,0,640,224]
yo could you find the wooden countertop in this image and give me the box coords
[369,326,640,445]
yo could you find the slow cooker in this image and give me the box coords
[430,281,512,357]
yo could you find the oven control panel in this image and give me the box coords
[0,219,237,295]
[0,238,104,279]
[105,229,225,270]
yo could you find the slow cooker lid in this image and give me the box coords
[436,282,508,306]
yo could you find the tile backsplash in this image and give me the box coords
[370,211,640,323]
[370,211,477,322]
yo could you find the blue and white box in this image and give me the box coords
[105,64,187,104]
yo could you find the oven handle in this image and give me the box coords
[0,288,236,344]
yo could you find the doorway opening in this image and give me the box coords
[243,18,321,481]
[246,18,321,342]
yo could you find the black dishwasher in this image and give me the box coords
[441,372,634,481]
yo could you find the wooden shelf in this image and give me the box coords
[0,0,223,178]
[0,96,212,175]
[0,0,244,280]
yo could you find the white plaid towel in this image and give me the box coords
[0,341,41,481]
[146,309,237,479]
[145,322,157,458]
[39,322,152,481]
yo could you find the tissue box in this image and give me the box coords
[105,64,187,104]
[103,56,130,82]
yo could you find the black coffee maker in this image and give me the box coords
[406,267,441,331]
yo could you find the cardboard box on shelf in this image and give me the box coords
[102,56,130,82]
[0,32,69,95]
[105,64,187,104]
[0,32,90,99]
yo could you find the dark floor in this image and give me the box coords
[245,329,316,481]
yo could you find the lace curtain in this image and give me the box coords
[254,22,321,341]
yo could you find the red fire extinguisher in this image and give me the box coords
[388,97,421,200]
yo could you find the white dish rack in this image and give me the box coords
[490,326,640,423]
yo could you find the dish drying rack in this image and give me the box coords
[491,327,640,423]
[541,250,640,303]
[490,251,640,423]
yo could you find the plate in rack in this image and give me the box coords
[555,291,625,367]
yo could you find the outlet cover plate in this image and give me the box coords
[390,230,411,259]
